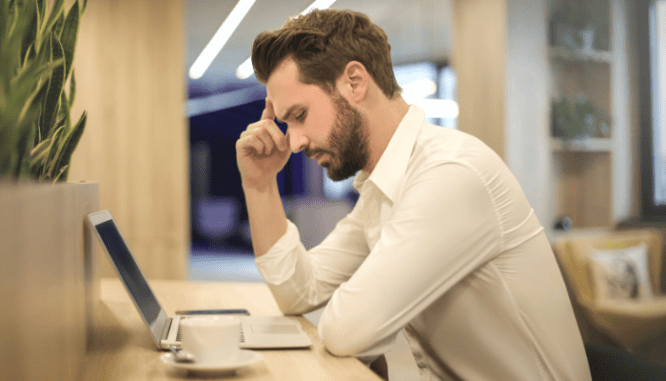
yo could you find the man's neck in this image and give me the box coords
[363,94,410,174]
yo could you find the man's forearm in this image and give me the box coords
[243,180,288,257]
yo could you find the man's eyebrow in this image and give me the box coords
[277,105,301,123]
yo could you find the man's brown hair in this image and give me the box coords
[251,9,401,99]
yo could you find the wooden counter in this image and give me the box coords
[82,278,382,380]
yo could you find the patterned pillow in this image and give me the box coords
[588,243,653,301]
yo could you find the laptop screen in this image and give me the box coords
[94,220,162,327]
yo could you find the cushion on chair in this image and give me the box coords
[588,243,653,301]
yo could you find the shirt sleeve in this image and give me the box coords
[318,162,502,357]
[255,204,371,315]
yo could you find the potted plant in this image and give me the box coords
[552,97,582,141]
[0,1,100,380]
[1,0,88,182]
[550,0,595,51]
[552,94,611,142]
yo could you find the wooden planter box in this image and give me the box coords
[0,181,99,381]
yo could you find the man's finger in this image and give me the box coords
[238,134,266,156]
[261,98,276,121]
[263,122,288,151]
[253,128,275,155]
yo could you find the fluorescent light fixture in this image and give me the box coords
[413,99,459,119]
[300,0,338,15]
[189,0,257,80]
[235,0,338,80]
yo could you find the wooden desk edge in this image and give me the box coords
[85,278,382,380]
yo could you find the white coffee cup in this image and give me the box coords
[179,315,241,364]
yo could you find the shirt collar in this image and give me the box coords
[353,105,425,201]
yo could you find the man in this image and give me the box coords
[236,9,591,381]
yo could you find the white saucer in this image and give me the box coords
[161,350,263,375]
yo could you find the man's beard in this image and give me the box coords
[305,92,370,181]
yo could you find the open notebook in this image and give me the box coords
[87,210,312,350]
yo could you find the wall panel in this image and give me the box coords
[453,0,507,159]
[68,0,189,279]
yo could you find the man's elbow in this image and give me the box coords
[319,318,370,357]
[274,294,322,316]
[275,300,309,316]
[320,327,355,356]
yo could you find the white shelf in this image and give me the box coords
[549,46,613,63]
[550,137,613,152]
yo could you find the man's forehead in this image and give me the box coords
[266,58,299,92]
[266,59,302,114]
[266,59,326,119]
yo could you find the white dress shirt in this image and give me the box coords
[255,106,591,381]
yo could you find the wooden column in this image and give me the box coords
[453,0,507,159]
[68,0,189,279]
[453,0,551,226]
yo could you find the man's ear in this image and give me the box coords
[338,61,368,102]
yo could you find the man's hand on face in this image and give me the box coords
[236,98,291,189]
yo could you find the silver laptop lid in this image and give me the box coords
[88,210,169,347]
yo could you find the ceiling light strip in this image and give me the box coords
[300,0,338,15]
[189,0,257,80]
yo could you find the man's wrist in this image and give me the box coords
[241,176,278,194]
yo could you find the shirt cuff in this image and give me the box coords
[254,219,301,285]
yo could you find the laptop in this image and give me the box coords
[87,210,312,350]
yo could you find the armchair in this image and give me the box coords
[553,229,666,349]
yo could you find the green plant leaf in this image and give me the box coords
[2,1,36,89]
[60,0,79,81]
[13,115,36,179]
[51,111,86,181]
[2,102,40,179]
[37,0,46,23]
[58,90,70,132]
[15,60,62,132]
[21,42,33,68]
[19,0,38,62]
[34,0,44,48]
[69,69,76,107]
[53,10,64,36]
[29,79,48,143]
[7,0,20,41]
[13,32,53,87]
[40,32,65,141]
[31,123,64,174]
[42,124,65,178]
[30,134,51,159]
[52,164,68,183]
[40,0,65,40]
[13,56,62,93]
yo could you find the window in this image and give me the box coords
[639,0,666,217]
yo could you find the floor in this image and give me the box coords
[189,251,421,381]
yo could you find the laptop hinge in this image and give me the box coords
[161,317,173,342]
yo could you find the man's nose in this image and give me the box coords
[288,129,309,153]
